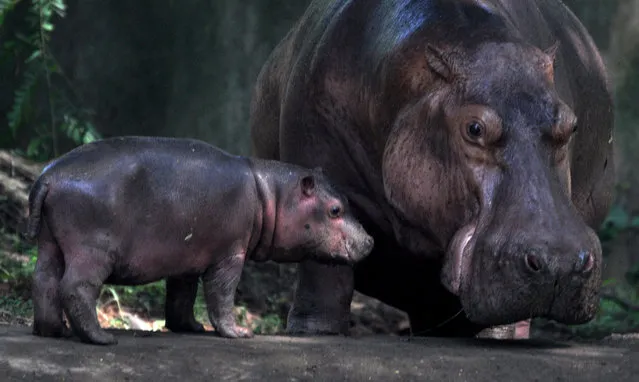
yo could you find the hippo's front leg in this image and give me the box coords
[202,252,253,338]
[287,261,354,335]
[165,275,205,333]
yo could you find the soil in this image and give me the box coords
[1,324,638,381]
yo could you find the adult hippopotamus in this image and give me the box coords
[249,0,614,338]
[26,136,374,345]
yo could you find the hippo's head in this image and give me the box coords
[381,40,602,327]
[272,169,374,266]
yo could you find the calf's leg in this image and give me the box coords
[60,248,115,345]
[202,253,252,338]
[32,221,71,338]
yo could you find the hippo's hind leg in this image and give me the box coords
[164,275,205,333]
[59,247,116,345]
[202,252,253,338]
[32,221,72,338]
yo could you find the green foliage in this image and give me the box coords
[563,282,639,338]
[0,0,20,26]
[0,295,33,317]
[2,0,100,160]
[598,204,639,243]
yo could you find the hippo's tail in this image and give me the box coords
[24,177,49,240]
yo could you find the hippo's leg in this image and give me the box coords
[164,275,205,333]
[202,253,252,338]
[59,248,116,345]
[32,221,72,338]
[287,262,354,335]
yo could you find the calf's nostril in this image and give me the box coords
[524,253,542,273]
[575,250,594,273]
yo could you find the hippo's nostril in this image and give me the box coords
[524,253,542,273]
[575,250,594,273]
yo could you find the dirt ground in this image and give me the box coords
[1,325,638,382]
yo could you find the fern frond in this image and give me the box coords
[0,0,20,26]
[7,65,39,135]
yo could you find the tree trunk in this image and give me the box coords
[0,150,42,238]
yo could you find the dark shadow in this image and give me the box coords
[399,335,572,350]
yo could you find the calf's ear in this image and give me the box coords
[300,174,316,197]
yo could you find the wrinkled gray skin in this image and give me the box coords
[250,0,614,338]
[26,136,374,345]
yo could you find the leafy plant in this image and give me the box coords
[598,204,639,243]
[2,0,101,161]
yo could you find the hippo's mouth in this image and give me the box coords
[441,224,477,296]
[439,221,602,327]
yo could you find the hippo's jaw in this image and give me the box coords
[441,220,602,327]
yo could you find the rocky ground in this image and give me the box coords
[1,324,638,381]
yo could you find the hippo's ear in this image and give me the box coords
[425,45,458,83]
[541,41,560,82]
[543,41,561,62]
[300,174,316,197]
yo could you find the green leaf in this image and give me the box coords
[26,137,44,158]
[7,67,40,135]
[25,50,42,63]
[602,204,629,229]
[15,32,33,45]
[41,21,54,31]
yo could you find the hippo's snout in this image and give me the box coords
[458,220,603,327]
[522,247,595,277]
[349,233,375,262]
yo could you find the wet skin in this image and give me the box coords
[26,136,374,345]
[249,0,614,337]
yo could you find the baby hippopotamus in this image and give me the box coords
[25,136,374,345]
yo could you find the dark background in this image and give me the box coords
[1,0,638,336]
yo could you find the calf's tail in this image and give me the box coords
[24,177,49,240]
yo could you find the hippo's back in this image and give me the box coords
[41,136,234,179]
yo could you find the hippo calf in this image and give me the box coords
[26,136,374,345]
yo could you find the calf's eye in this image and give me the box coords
[329,205,342,218]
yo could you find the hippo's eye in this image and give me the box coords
[329,205,342,218]
[572,124,578,133]
[466,122,483,139]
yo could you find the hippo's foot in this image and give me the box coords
[166,319,206,334]
[79,329,118,346]
[286,311,349,336]
[32,321,73,338]
[215,323,254,339]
